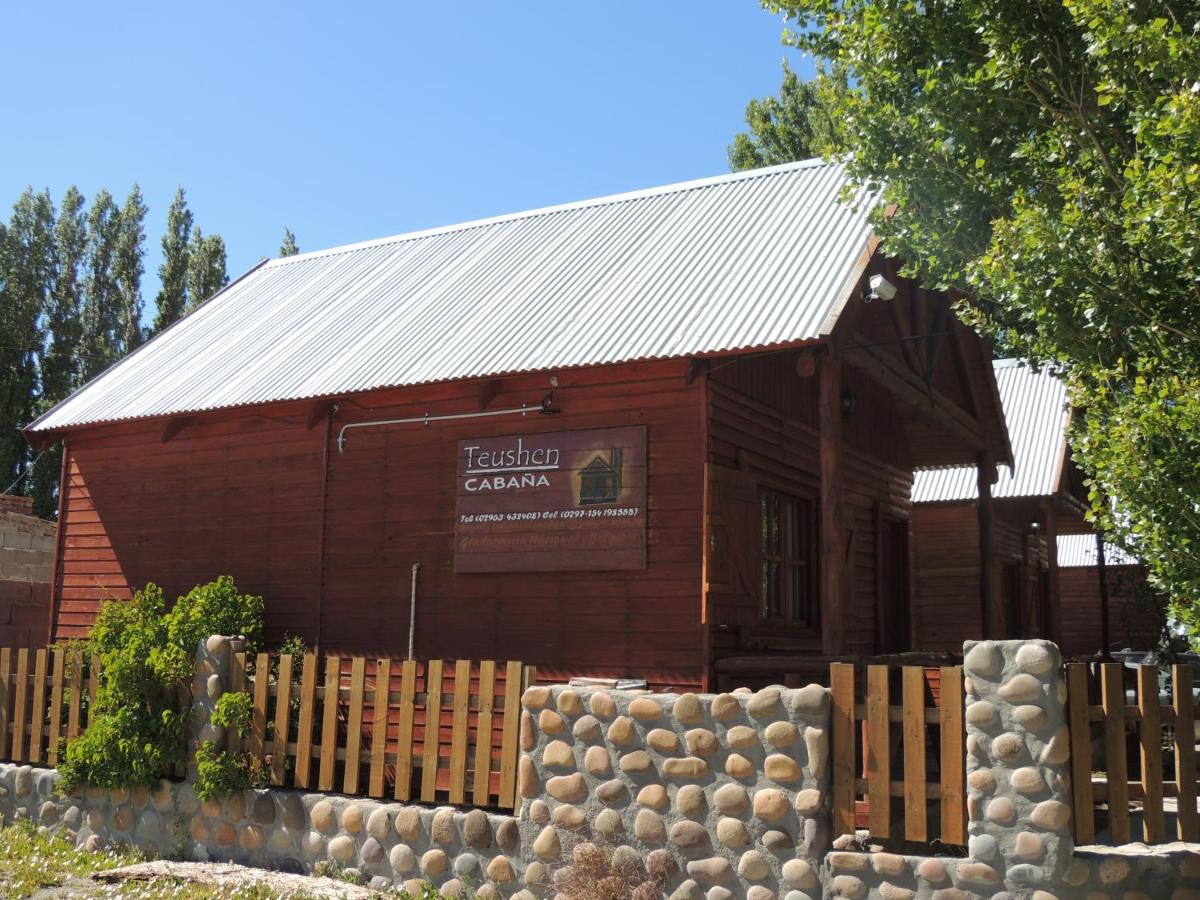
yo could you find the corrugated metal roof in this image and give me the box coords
[29,159,880,433]
[1057,534,1139,568]
[912,359,1070,502]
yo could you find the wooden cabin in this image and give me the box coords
[1056,534,1163,658]
[27,160,1011,691]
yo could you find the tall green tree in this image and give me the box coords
[728,62,835,170]
[185,228,228,310]
[0,189,55,494]
[766,0,1200,626]
[279,228,298,258]
[81,190,122,382]
[153,188,192,334]
[29,186,87,516]
[114,185,147,354]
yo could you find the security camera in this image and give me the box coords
[868,274,898,302]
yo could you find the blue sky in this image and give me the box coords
[1,3,808,306]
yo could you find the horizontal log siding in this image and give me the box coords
[53,361,705,690]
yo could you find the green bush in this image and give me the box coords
[58,576,264,793]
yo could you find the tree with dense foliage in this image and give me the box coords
[80,190,123,383]
[0,190,55,494]
[114,184,147,354]
[762,0,1200,627]
[279,227,298,257]
[728,61,835,170]
[186,227,228,310]
[153,188,193,334]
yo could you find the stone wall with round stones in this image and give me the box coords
[517,682,832,900]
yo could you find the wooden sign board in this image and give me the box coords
[454,426,647,572]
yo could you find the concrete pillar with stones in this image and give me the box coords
[190,635,240,768]
[962,638,1073,898]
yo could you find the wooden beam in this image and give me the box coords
[819,352,847,655]
[160,416,195,443]
[683,358,707,386]
[843,333,987,451]
[1042,500,1063,645]
[977,452,998,639]
[306,399,337,430]
[478,379,502,410]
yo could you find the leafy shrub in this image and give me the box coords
[211,691,253,733]
[59,576,264,793]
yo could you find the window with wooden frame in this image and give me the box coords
[759,488,818,628]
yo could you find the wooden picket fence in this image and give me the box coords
[1065,662,1198,845]
[830,662,967,848]
[0,647,101,767]
[231,653,534,810]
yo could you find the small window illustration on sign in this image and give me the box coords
[578,448,623,505]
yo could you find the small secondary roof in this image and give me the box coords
[912,359,1070,502]
[30,159,879,434]
[1057,534,1139,568]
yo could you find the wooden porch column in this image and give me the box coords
[820,352,847,655]
[976,452,998,638]
[1042,501,1063,644]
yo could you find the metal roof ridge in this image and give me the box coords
[267,158,839,267]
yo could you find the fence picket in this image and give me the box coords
[473,661,496,806]
[902,666,927,842]
[449,660,471,804]
[866,665,890,839]
[1174,664,1197,841]
[66,651,82,741]
[1101,663,1130,844]
[830,662,856,839]
[318,656,341,791]
[1066,663,1095,845]
[87,654,99,712]
[1137,665,1165,842]
[271,654,294,787]
[29,648,48,763]
[294,653,318,789]
[498,661,523,808]
[939,666,965,845]
[47,649,64,766]
[394,660,417,802]
[250,652,270,758]
[12,649,29,760]
[343,657,366,795]
[369,659,390,797]
[420,660,445,802]
[227,652,247,754]
[0,649,10,753]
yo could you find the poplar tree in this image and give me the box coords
[113,185,147,353]
[279,228,298,257]
[0,189,55,493]
[153,188,192,333]
[185,228,228,310]
[81,190,122,382]
[728,62,835,171]
[29,186,87,516]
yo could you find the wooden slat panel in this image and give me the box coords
[448,659,472,804]
[497,661,523,809]
[902,666,926,842]
[394,660,417,802]
[830,662,856,838]
[369,659,391,797]
[294,653,318,789]
[1102,663,1130,844]
[66,651,82,740]
[420,660,445,802]
[343,657,367,795]
[866,665,890,839]
[227,651,247,754]
[29,649,48,764]
[1174,664,1197,841]
[250,652,270,758]
[271,655,294,787]
[939,665,965,845]
[1138,665,1165,842]
[318,656,341,791]
[87,654,100,712]
[47,650,65,766]
[0,648,10,755]
[12,649,29,760]
[1067,663,1095,845]
[472,661,496,806]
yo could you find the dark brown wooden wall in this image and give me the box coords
[53,360,705,690]
[1058,565,1162,657]
[705,352,914,660]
